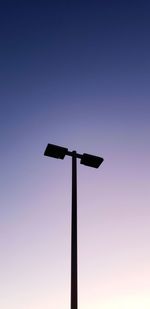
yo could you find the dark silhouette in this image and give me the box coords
[71,151,78,309]
[44,143,104,309]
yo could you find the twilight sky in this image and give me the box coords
[0,1,150,308]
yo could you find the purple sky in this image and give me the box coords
[0,1,150,308]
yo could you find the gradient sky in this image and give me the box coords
[0,1,150,308]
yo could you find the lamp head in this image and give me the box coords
[80,153,104,168]
[44,143,68,159]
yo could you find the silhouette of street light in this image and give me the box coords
[44,143,104,309]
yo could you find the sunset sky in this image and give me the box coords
[0,1,150,308]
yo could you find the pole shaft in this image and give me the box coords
[71,152,78,309]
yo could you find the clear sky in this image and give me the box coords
[0,1,150,308]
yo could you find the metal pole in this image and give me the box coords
[71,151,78,309]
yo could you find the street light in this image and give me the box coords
[44,143,104,309]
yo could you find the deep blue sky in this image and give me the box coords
[1,0,150,157]
[1,1,150,116]
[1,0,150,167]
[1,1,150,308]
